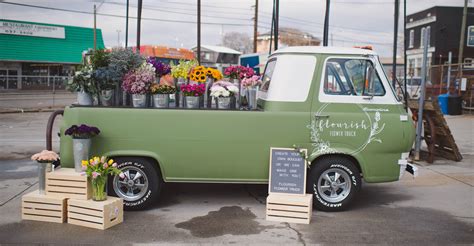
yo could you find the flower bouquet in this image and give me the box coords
[147,58,171,79]
[224,65,255,80]
[65,124,100,172]
[189,65,208,83]
[170,59,198,79]
[241,75,261,110]
[210,81,239,109]
[122,63,156,107]
[81,156,124,201]
[67,65,96,105]
[31,150,60,194]
[180,84,206,109]
[150,83,177,108]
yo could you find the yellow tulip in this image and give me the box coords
[108,159,114,165]
[81,160,88,166]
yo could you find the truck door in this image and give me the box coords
[310,56,405,181]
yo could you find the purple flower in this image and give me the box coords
[65,124,100,139]
[147,58,171,77]
[92,171,100,179]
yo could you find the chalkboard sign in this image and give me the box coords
[269,147,307,195]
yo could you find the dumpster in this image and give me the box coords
[438,94,449,115]
[448,94,462,115]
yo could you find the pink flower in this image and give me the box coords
[100,156,106,163]
[80,172,86,176]
[112,163,117,168]
[103,163,108,169]
[92,171,100,179]
[119,172,125,179]
[82,165,87,171]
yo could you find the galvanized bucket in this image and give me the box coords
[132,94,147,108]
[77,91,93,105]
[153,94,170,108]
[247,88,258,110]
[217,97,231,110]
[100,89,114,106]
[185,96,200,109]
[73,138,91,172]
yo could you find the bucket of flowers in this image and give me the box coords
[122,63,156,108]
[67,65,96,106]
[150,83,176,108]
[180,84,206,109]
[147,58,171,83]
[65,124,100,172]
[170,60,199,107]
[210,81,239,110]
[241,75,262,110]
[81,156,124,201]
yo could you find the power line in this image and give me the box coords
[0,1,253,27]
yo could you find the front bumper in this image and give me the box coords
[398,152,418,179]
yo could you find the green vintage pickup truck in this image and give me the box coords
[59,46,416,211]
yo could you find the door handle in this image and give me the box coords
[314,114,330,119]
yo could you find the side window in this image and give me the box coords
[323,58,385,97]
[260,58,276,92]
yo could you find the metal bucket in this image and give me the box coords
[217,97,231,110]
[73,138,91,172]
[185,96,200,109]
[37,162,51,194]
[247,88,258,110]
[132,94,147,108]
[100,89,114,106]
[153,94,170,108]
[77,91,93,105]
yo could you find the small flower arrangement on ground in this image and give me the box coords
[65,124,100,139]
[150,83,177,94]
[224,65,255,80]
[31,150,60,163]
[81,156,124,201]
[171,59,198,79]
[241,75,262,88]
[122,63,156,94]
[189,65,208,83]
[210,81,239,98]
[147,58,171,77]
[180,83,206,97]
[67,65,97,94]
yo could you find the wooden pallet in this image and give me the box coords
[46,168,91,200]
[266,194,313,224]
[408,99,463,163]
[21,190,67,223]
[67,197,123,230]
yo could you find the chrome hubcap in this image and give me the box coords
[316,168,351,203]
[113,166,149,201]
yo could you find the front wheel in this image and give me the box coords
[108,157,162,210]
[307,156,361,211]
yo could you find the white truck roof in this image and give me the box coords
[272,46,377,56]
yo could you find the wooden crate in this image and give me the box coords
[46,168,91,200]
[68,197,123,230]
[266,193,313,224]
[22,190,67,223]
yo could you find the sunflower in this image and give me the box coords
[194,65,205,71]
[206,68,213,76]
[195,70,201,76]
[200,75,206,82]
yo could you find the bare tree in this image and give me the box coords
[280,27,320,46]
[221,32,253,54]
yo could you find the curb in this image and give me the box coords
[0,107,65,114]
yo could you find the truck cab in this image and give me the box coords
[59,46,416,211]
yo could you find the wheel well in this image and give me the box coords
[110,155,163,179]
[311,154,363,175]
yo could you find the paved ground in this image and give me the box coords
[0,112,473,245]
[0,90,75,113]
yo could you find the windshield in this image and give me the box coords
[376,56,402,102]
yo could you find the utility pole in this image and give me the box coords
[457,0,468,81]
[414,29,429,161]
[403,0,408,110]
[197,0,201,64]
[447,51,452,91]
[392,0,399,87]
[323,0,330,46]
[253,0,258,53]
[93,4,97,51]
[273,0,279,50]
[125,0,129,48]
[136,0,143,54]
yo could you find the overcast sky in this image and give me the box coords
[0,0,472,57]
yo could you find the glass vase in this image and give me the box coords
[92,175,108,201]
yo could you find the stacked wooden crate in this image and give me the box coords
[21,168,123,230]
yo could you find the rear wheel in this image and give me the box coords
[307,156,361,211]
[108,157,162,210]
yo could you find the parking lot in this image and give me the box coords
[0,112,473,245]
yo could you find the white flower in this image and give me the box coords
[227,85,239,94]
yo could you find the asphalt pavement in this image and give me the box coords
[0,112,473,245]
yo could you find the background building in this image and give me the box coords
[0,19,104,90]
[405,6,474,82]
[256,27,321,53]
[191,45,241,69]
